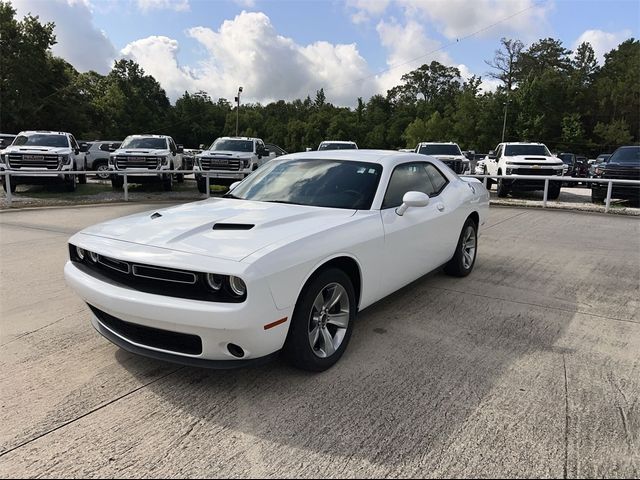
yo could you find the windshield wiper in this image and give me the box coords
[222,192,243,199]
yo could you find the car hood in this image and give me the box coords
[199,150,254,158]
[4,146,71,155]
[505,155,563,165]
[113,149,171,156]
[80,198,357,262]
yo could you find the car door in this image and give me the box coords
[487,144,501,175]
[380,161,460,291]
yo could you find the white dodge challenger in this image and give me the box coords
[65,150,489,371]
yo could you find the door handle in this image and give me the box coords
[437,203,445,212]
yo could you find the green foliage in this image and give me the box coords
[1,4,638,157]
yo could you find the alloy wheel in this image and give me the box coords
[308,283,350,358]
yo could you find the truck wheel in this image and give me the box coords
[485,177,493,190]
[3,180,17,193]
[65,172,77,192]
[177,173,184,183]
[197,178,207,194]
[591,187,605,204]
[111,175,123,190]
[496,175,509,198]
[78,171,87,185]
[162,173,173,191]
[548,181,561,200]
[95,162,110,180]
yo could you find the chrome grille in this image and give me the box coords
[442,160,464,174]
[200,157,242,171]
[115,156,159,170]
[8,154,60,169]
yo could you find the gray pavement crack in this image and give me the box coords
[0,366,185,459]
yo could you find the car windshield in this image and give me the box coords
[504,145,551,156]
[210,139,253,152]
[13,134,68,148]
[318,143,357,151]
[558,154,574,164]
[417,145,461,156]
[608,146,640,164]
[120,137,167,149]
[230,158,383,210]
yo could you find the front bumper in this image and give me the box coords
[592,182,640,201]
[0,166,75,185]
[64,261,292,364]
[195,168,251,181]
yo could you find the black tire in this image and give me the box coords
[65,172,77,192]
[78,172,87,185]
[2,179,17,193]
[485,177,493,190]
[591,187,605,204]
[177,172,185,183]
[496,174,509,197]
[282,268,356,372]
[111,175,124,189]
[95,162,110,180]
[548,181,561,200]
[162,172,173,191]
[444,217,478,277]
[197,178,208,194]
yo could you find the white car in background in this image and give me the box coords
[65,150,489,372]
[318,140,358,151]
[415,142,470,174]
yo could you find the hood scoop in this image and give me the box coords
[150,212,162,219]
[524,157,547,161]
[212,223,254,231]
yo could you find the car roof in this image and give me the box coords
[124,134,170,138]
[279,149,433,167]
[319,140,357,144]
[417,141,459,145]
[502,142,547,145]
[18,130,70,135]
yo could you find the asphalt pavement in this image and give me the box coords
[0,203,638,478]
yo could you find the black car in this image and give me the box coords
[0,133,16,149]
[591,146,640,205]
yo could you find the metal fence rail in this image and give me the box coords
[2,169,640,213]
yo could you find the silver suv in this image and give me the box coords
[82,141,122,179]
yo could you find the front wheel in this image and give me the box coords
[2,179,17,193]
[496,176,509,197]
[283,268,356,372]
[591,187,605,204]
[162,172,173,191]
[548,181,561,200]
[65,172,77,192]
[111,175,123,189]
[197,178,208,194]
[444,218,478,277]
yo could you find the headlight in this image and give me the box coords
[205,273,223,291]
[161,156,169,166]
[506,168,513,174]
[76,246,86,260]
[229,276,246,296]
[89,251,99,263]
[59,154,71,164]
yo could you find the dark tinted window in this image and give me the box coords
[14,134,69,148]
[231,158,382,210]
[504,144,551,156]
[383,162,447,209]
[608,146,640,164]
[417,144,461,156]
[559,153,574,164]
[120,137,167,149]
[99,142,120,151]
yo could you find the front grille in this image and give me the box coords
[513,168,556,176]
[8,154,60,169]
[69,245,246,303]
[89,304,203,355]
[442,160,464,174]
[603,168,640,180]
[115,156,159,169]
[200,157,242,171]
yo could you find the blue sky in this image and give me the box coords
[12,0,640,105]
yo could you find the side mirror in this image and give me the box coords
[229,181,241,191]
[396,191,430,216]
[488,150,497,159]
[199,144,206,150]
[177,144,184,154]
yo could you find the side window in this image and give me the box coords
[69,135,79,149]
[169,138,177,154]
[99,143,111,152]
[257,140,265,153]
[424,164,448,195]
[382,162,435,209]
[495,145,503,158]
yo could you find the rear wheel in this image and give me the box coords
[444,218,478,277]
[283,268,356,372]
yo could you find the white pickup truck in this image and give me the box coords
[109,134,183,191]
[0,130,87,193]
[194,137,275,193]
[415,142,470,174]
[484,142,565,199]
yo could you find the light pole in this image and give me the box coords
[501,99,509,143]
[235,86,243,137]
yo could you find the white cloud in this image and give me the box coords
[346,0,391,23]
[12,0,116,73]
[234,0,257,7]
[458,64,500,93]
[136,0,190,12]
[121,11,377,105]
[573,29,632,64]
[375,18,453,93]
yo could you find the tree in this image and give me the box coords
[485,37,524,92]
